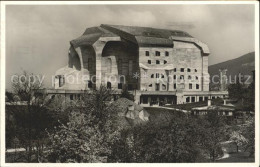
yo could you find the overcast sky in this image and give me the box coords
[5,4,255,89]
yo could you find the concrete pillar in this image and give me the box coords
[93,41,106,89]
[208,99,211,106]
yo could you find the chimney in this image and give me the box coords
[208,99,211,106]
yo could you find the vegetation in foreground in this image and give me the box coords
[5,71,255,163]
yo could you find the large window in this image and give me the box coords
[58,75,65,87]
[187,68,191,72]
[174,68,177,72]
[151,74,154,78]
[145,51,149,56]
[156,60,160,64]
[181,68,185,72]
[155,51,160,56]
[164,60,167,64]
[174,83,176,89]
[180,75,184,80]
[165,51,169,56]
[148,60,151,64]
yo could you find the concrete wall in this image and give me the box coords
[101,41,139,90]
[138,41,208,92]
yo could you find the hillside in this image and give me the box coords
[209,52,255,90]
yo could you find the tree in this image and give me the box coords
[45,85,122,162]
[229,131,248,153]
[8,71,55,162]
[201,111,226,161]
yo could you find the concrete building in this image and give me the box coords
[53,24,228,105]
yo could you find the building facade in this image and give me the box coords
[53,24,228,105]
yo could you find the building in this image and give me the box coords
[53,24,228,105]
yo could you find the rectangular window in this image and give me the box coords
[143,96,148,104]
[196,84,199,89]
[174,83,176,89]
[156,60,160,64]
[165,51,169,56]
[148,60,151,64]
[174,68,177,72]
[174,75,176,79]
[187,68,191,72]
[145,51,149,56]
[59,75,65,87]
[156,51,160,56]
[155,83,160,91]
[189,84,192,89]
[149,84,152,87]
[191,97,195,102]
[118,83,122,89]
[70,94,74,100]
[156,73,160,78]
[129,60,133,75]
[181,68,185,72]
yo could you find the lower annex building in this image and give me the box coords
[49,24,228,106]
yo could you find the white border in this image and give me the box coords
[0,1,259,167]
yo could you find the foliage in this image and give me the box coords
[229,131,248,153]
[45,86,122,162]
[120,87,134,101]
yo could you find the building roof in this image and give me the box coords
[70,24,209,53]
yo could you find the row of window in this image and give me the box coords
[147,60,168,65]
[149,73,199,80]
[148,83,200,90]
[146,51,169,57]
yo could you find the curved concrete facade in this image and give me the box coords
[54,24,220,104]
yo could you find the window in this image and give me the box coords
[196,84,199,89]
[181,68,185,72]
[180,75,184,79]
[174,68,177,72]
[189,84,192,89]
[118,83,122,89]
[196,76,198,80]
[58,75,65,87]
[148,60,151,64]
[70,94,74,100]
[145,51,149,56]
[151,74,154,78]
[107,82,112,89]
[191,97,195,102]
[187,68,191,72]
[199,97,203,101]
[149,84,152,87]
[188,75,192,80]
[128,84,133,90]
[156,51,160,56]
[156,60,160,64]
[143,96,148,104]
[174,83,176,89]
[195,69,197,72]
[164,60,167,64]
[156,73,160,78]
[165,51,169,56]
[51,95,55,99]
[186,97,190,102]
[155,83,160,91]
[88,81,93,88]
[129,60,133,75]
[162,84,166,90]
[173,75,176,79]
[161,74,164,78]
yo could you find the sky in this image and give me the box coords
[5,4,255,89]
